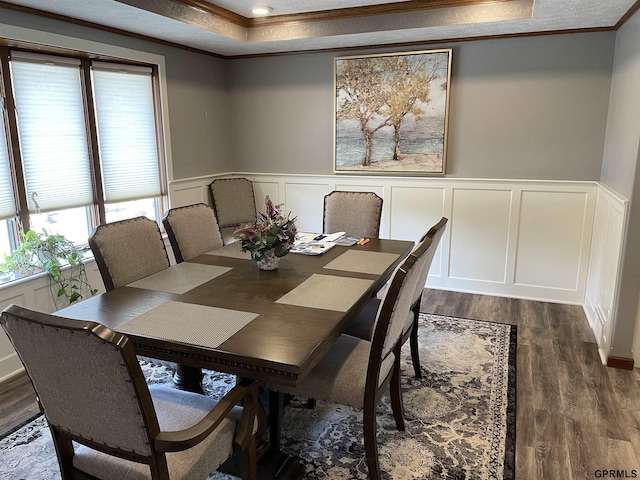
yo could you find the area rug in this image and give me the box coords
[0,313,516,480]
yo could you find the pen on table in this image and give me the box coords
[357,238,370,245]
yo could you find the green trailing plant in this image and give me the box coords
[0,229,98,306]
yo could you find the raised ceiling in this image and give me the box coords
[0,0,638,57]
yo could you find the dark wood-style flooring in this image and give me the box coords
[2,289,639,479]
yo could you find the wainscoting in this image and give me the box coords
[0,261,106,382]
[583,184,628,363]
[170,173,629,362]
[0,173,630,381]
[174,173,620,301]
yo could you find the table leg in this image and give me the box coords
[172,364,204,393]
[219,383,304,479]
[269,390,284,452]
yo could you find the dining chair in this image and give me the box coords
[0,304,260,480]
[271,237,430,480]
[89,216,202,391]
[89,216,170,291]
[323,191,383,238]
[344,217,448,378]
[163,203,224,263]
[209,178,257,244]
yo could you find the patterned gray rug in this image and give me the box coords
[0,313,516,480]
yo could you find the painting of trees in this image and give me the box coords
[334,49,451,174]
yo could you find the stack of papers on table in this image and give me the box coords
[290,231,345,255]
[334,235,360,246]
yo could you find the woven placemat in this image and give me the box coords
[323,250,400,275]
[127,263,231,294]
[206,243,251,259]
[276,274,373,312]
[116,301,259,349]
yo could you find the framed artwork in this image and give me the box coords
[334,49,452,175]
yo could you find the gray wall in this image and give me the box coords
[0,7,231,180]
[1,8,617,181]
[5,7,640,358]
[228,33,615,179]
[601,8,640,357]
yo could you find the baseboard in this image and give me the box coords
[606,355,634,370]
[0,354,24,384]
[0,369,28,390]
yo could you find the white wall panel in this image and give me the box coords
[252,181,280,213]
[0,262,105,382]
[284,182,330,233]
[599,208,624,348]
[515,191,589,290]
[388,186,445,242]
[0,294,26,381]
[583,185,628,363]
[389,186,447,279]
[449,188,512,283]
[585,197,609,335]
[171,184,205,207]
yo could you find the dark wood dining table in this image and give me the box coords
[56,237,413,478]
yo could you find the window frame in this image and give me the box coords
[0,43,169,243]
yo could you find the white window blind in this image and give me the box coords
[92,62,161,203]
[0,103,16,220]
[10,52,93,213]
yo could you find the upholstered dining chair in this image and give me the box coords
[89,216,170,291]
[89,216,203,390]
[323,191,383,239]
[209,178,257,244]
[0,304,260,480]
[344,217,448,378]
[163,203,224,263]
[271,237,431,480]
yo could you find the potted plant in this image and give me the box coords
[233,196,297,270]
[0,229,98,306]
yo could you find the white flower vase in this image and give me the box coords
[256,249,279,271]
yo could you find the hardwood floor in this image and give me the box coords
[0,369,39,436]
[2,289,639,479]
[420,289,640,480]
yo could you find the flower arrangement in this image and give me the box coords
[233,195,297,262]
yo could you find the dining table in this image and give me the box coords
[56,236,414,478]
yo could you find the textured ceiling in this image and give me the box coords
[0,0,637,57]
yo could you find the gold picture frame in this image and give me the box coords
[334,49,452,175]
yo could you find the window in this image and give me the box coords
[92,62,162,204]
[0,91,15,260]
[0,220,11,259]
[0,96,14,222]
[11,53,94,214]
[0,47,167,256]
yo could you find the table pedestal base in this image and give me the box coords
[172,364,204,393]
[219,447,304,480]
